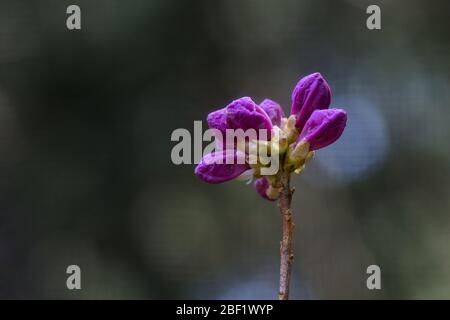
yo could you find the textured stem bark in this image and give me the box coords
[278,170,294,300]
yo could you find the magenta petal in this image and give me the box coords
[298,108,347,151]
[207,107,228,135]
[206,107,229,147]
[225,97,273,139]
[195,150,249,184]
[291,73,331,131]
[260,99,285,126]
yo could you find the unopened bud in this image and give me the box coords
[284,115,299,144]
[289,140,309,163]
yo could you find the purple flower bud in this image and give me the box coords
[291,73,331,131]
[195,150,249,184]
[298,108,347,151]
[260,99,285,126]
[225,97,273,138]
[255,177,271,201]
[207,97,273,143]
[255,177,280,201]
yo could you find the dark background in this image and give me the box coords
[0,0,449,299]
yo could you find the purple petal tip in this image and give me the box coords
[298,108,347,151]
[225,97,273,137]
[291,73,331,131]
[260,99,285,126]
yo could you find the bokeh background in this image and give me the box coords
[0,0,449,299]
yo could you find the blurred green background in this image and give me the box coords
[0,0,449,299]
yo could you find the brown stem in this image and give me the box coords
[278,170,294,300]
